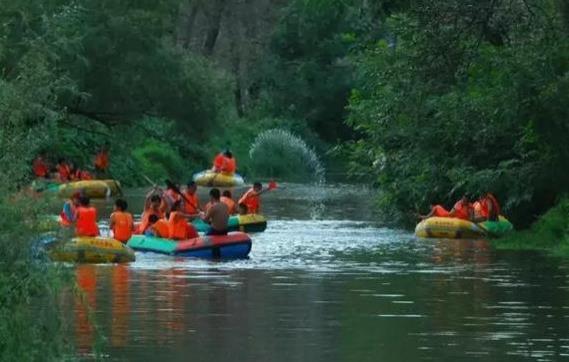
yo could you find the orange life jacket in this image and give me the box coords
[94,151,109,170]
[452,200,472,220]
[111,211,133,243]
[151,219,170,238]
[57,163,72,182]
[220,196,236,214]
[32,158,49,177]
[222,157,236,174]
[238,188,260,214]
[213,153,225,171]
[138,208,165,233]
[75,206,100,237]
[168,212,197,240]
[182,192,200,215]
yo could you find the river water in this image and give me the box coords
[68,183,569,361]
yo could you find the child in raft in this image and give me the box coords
[75,196,100,237]
[110,199,134,243]
[144,214,170,238]
[168,201,198,240]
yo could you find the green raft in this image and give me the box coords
[478,216,514,238]
[192,214,267,233]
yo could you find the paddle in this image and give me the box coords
[165,179,201,212]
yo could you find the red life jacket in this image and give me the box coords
[222,157,236,174]
[452,200,472,220]
[213,153,224,171]
[220,196,236,214]
[32,158,49,177]
[75,206,100,237]
[57,163,71,182]
[182,192,200,215]
[95,151,109,170]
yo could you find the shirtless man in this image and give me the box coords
[200,188,229,235]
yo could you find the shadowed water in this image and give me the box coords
[69,184,569,361]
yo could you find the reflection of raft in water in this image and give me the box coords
[192,214,267,233]
[34,179,122,199]
[47,236,135,263]
[415,216,513,239]
[193,170,244,187]
[127,232,252,259]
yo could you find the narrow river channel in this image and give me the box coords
[66,183,569,361]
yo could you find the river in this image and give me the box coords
[67,183,569,361]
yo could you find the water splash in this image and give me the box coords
[249,129,325,184]
[249,129,326,219]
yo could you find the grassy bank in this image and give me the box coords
[494,198,569,256]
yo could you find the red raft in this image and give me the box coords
[127,232,252,259]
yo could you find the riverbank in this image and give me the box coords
[494,198,569,256]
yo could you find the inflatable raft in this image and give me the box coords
[47,236,135,263]
[127,232,252,259]
[193,214,267,233]
[415,216,513,239]
[193,170,245,187]
[33,179,122,199]
[58,179,122,199]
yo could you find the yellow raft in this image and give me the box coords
[415,216,513,239]
[193,170,245,187]
[58,179,122,199]
[48,236,135,263]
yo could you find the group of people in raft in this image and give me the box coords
[32,146,110,182]
[61,181,267,243]
[419,193,501,223]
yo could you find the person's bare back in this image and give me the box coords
[205,201,229,232]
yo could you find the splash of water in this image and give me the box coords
[249,129,325,184]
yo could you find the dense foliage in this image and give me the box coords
[345,0,569,226]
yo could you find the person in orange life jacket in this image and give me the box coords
[110,199,134,243]
[420,195,474,221]
[221,190,237,215]
[473,193,501,222]
[145,214,170,238]
[200,188,229,236]
[212,149,236,174]
[221,150,236,174]
[60,192,82,227]
[181,181,201,219]
[32,154,49,178]
[75,196,100,237]
[56,158,72,182]
[168,201,198,240]
[94,144,110,177]
[138,193,166,233]
[238,182,263,214]
[163,182,182,214]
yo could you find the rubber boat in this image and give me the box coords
[33,179,122,198]
[46,236,135,263]
[127,232,252,259]
[192,214,267,233]
[193,170,245,187]
[415,216,513,239]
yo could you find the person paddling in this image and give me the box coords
[138,193,166,233]
[110,199,134,243]
[181,181,201,219]
[238,181,275,215]
[200,188,229,235]
[473,193,501,222]
[75,196,100,237]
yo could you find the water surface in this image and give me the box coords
[69,183,569,361]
